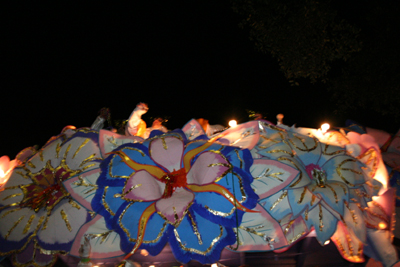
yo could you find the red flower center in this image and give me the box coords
[21,165,73,212]
[161,168,187,198]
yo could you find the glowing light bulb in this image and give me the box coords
[321,123,330,133]
[324,240,330,245]
[140,249,149,256]
[229,120,237,128]
[0,155,14,185]
[378,222,387,229]
[211,264,218,267]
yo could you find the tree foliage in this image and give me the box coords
[232,0,400,120]
[231,0,362,84]
[328,1,400,120]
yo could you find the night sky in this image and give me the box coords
[1,1,395,158]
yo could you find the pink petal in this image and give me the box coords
[150,137,184,172]
[186,151,230,185]
[123,170,164,201]
[155,188,194,224]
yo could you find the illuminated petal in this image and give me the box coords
[0,207,41,253]
[279,214,309,248]
[27,138,63,173]
[250,159,299,198]
[311,181,349,216]
[36,198,89,250]
[123,170,164,202]
[99,129,143,157]
[181,119,206,140]
[322,154,366,187]
[287,132,322,166]
[15,146,37,164]
[275,156,311,189]
[70,215,124,258]
[150,136,183,172]
[155,188,194,224]
[216,121,259,149]
[259,190,292,222]
[257,142,294,160]
[0,171,30,207]
[364,189,394,230]
[347,132,380,152]
[342,202,366,244]
[118,202,168,256]
[193,190,246,227]
[303,204,338,245]
[170,208,235,264]
[331,221,365,263]
[256,122,288,150]
[93,185,126,219]
[233,204,288,251]
[187,151,230,185]
[287,187,320,217]
[63,168,101,211]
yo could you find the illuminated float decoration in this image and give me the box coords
[0,118,398,267]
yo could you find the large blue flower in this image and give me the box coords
[92,130,258,264]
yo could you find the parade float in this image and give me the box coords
[0,116,399,267]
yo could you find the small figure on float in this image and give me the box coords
[90,107,111,130]
[196,118,225,136]
[77,236,92,267]
[125,103,148,138]
[276,113,284,125]
[143,116,168,139]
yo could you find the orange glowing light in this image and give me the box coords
[0,155,16,185]
[378,222,387,229]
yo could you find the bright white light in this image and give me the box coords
[228,120,237,128]
[211,264,218,267]
[149,265,155,267]
[321,123,330,133]
[324,240,330,245]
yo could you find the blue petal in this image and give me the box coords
[302,204,338,245]
[260,191,292,222]
[116,202,169,256]
[169,208,236,264]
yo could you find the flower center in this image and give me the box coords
[161,168,187,198]
[305,164,327,188]
[22,183,62,211]
[312,169,327,188]
[21,163,74,212]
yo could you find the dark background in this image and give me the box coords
[1,1,396,158]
